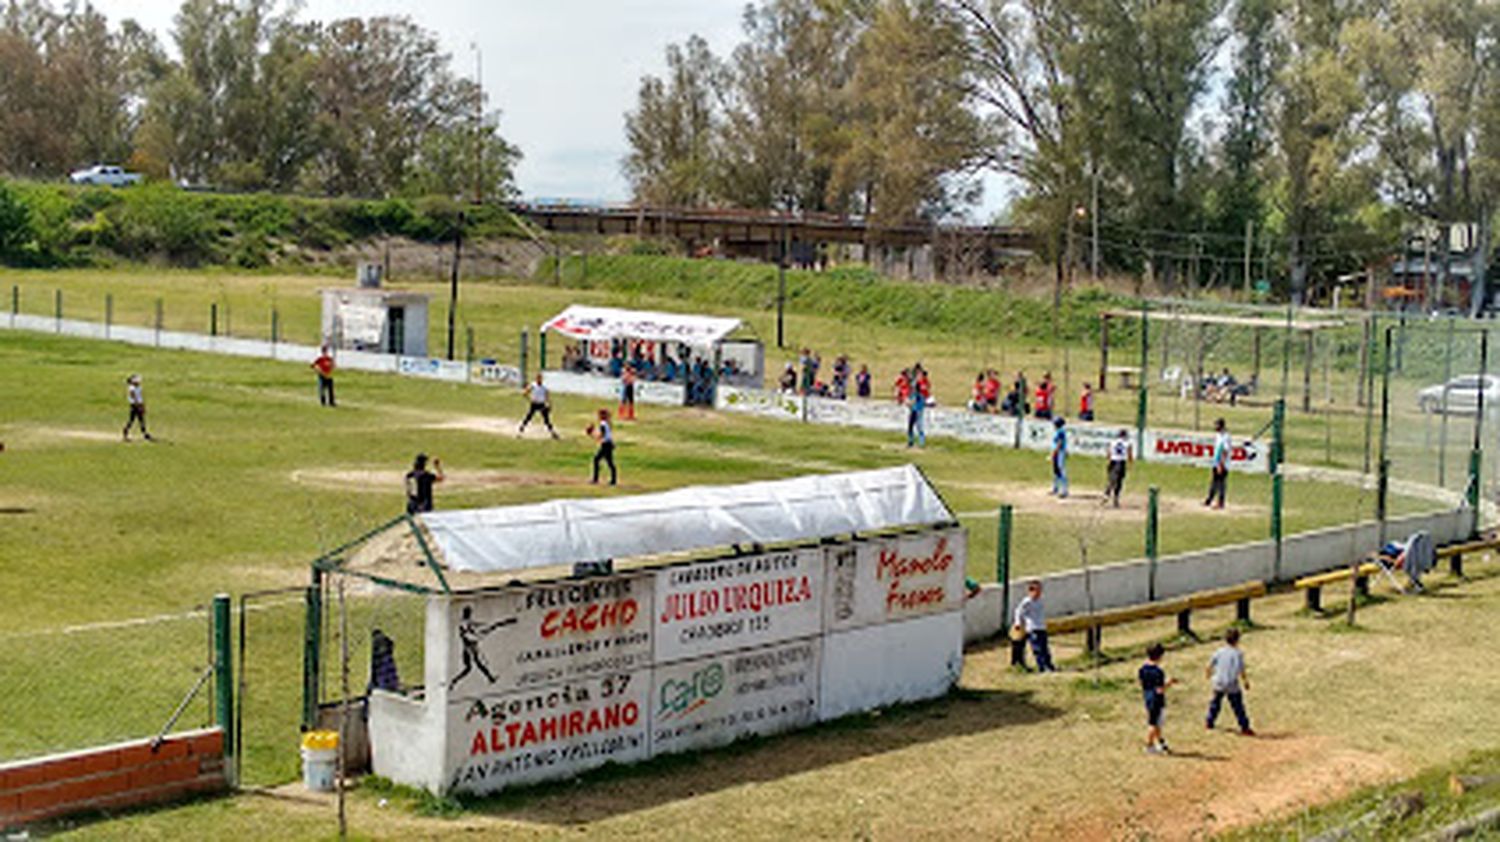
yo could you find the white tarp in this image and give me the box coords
[418,465,953,574]
[541,305,741,348]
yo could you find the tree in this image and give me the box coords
[623,35,726,206]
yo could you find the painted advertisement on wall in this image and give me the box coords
[446,670,651,794]
[649,637,821,756]
[653,547,824,663]
[1145,429,1266,473]
[1020,418,1123,458]
[446,574,654,700]
[825,528,968,632]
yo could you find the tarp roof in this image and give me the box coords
[541,305,742,348]
[416,465,952,575]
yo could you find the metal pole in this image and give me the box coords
[1271,472,1284,581]
[54,288,62,331]
[447,213,463,361]
[1137,301,1149,452]
[302,574,322,730]
[1377,326,1393,548]
[211,303,218,337]
[997,504,1013,663]
[1243,219,1253,299]
[777,222,788,349]
[1146,486,1159,601]
[1440,316,1455,487]
[213,594,234,772]
[155,298,163,346]
[1471,330,1488,537]
[105,293,113,338]
[539,331,548,371]
[10,285,16,318]
[271,308,279,345]
[519,329,529,383]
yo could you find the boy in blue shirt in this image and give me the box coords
[1139,643,1177,754]
[1050,417,1069,498]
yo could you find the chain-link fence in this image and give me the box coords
[0,607,215,763]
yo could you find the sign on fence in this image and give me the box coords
[825,528,967,632]
[653,548,824,663]
[649,637,821,756]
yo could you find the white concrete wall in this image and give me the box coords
[368,690,445,793]
[962,506,1471,644]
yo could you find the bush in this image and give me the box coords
[0,182,36,263]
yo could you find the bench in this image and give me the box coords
[1047,581,1266,655]
[1435,536,1500,578]
[1106,365,1142,389]
[1293,562,1382,611]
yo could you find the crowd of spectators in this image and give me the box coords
[776,348,872,400]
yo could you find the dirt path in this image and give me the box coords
[952,479,1266,522]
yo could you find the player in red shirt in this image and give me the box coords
[310,346,336,407]
[1034,372,1055,419]
[1079,382,1095,421]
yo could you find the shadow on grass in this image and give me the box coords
[373,686,1063,826]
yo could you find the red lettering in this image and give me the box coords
[539,715,559,743]
[586,707,604,732]
[623,700,639,725]
[541,610,560,639]
[603,703,621,730]
[568,710,584,735]
[518,719,539,748]
[504,721,522,749]
[470,731,488,756]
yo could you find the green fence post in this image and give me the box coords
[1377,326,1393,548]
[520,329,530,383]
[1470,330,1488,538]
[1271,473,1284,581]
[271,308,280,345]
[302,573,322,730]
[105,293,113,338]
[997,505,1016,664]
[1137,300,1149,452]
[210,303,218,337]
[1146,486,1159,600]
[154,298,163,346]
[1270,399,1285,471]
[540,331,548,371]
[10,285,17,317]
[213,593,235,772]
[54,288,62,331]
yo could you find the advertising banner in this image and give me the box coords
[819,611,964,721]
[825,528,967,632]
[445,574,654,700]
[718,385,803,420]
[473,362,522,386]
[805,397,908,433]
[649,637,821,756]
[1019,418,1124,458]
[1145,429,1266,473]
[398,356,469,382]
[446,670,651,794]
[923,408,1018,446]
[653,548,824,663]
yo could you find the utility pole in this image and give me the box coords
[446,211,464,361]
[777,218,788,348]
[1243,219,1254,299]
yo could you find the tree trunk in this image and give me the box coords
[1471,208,1492,317]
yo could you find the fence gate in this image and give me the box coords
[235,587,313,788]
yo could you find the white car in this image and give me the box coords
[1417,374,1500,415]
[68,165,141,187]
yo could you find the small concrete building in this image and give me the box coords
[320,287,430,356]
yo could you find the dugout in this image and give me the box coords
[307,465,965,796]
[540,304,764,391]
[1098,307,1347,413]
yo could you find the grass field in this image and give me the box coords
[0,260,1491,838]
[36,555,1500,840]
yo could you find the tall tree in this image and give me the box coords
[622,35,726,206]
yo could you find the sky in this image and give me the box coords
[86,0,1012,217]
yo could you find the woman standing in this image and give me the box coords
[588,409,617,485]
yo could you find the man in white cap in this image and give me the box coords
[122,374,153,442]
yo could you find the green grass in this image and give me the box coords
[0,328,1435,779]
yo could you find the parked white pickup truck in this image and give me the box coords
[68,165,142,187]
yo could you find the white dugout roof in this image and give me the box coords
[417,465,953,574]
[540,305,742,348]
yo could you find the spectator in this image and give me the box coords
[1034,372,1055,419]
[984,369,1001,410]
[619,368,637,421]
[969,372,988,412]
[894,369,912,405]
[778,363,797,393]
[1204,628,1254,736]
[1140,643,1177,754]
[1079,382,1095,421]
[855,364,872,399]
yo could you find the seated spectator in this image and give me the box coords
[778,363,797,392]
[969,372,988,412]
[984,369,1001,409]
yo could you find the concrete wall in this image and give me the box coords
[962,507,1471,644]
[0,728,226,831]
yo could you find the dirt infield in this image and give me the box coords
[289,467,585,493]
[953,479,1267,522]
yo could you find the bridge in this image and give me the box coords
[508,202,1036,277]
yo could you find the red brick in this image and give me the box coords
[73,749,122,777]
[17,783,64,813]
[185,731,224,757]
[127,758,198,790]
[0,791,21,818]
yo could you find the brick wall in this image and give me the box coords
[0,727,227,830]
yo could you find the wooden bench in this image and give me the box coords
[1106,365,1142,389]
[1435,536,1500,578]
[1293,562,1382,611]
[1048,581,1266,655]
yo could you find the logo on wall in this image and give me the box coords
[449,606,517,691]
[657,662,725,721]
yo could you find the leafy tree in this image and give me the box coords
[623,35,726,206]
